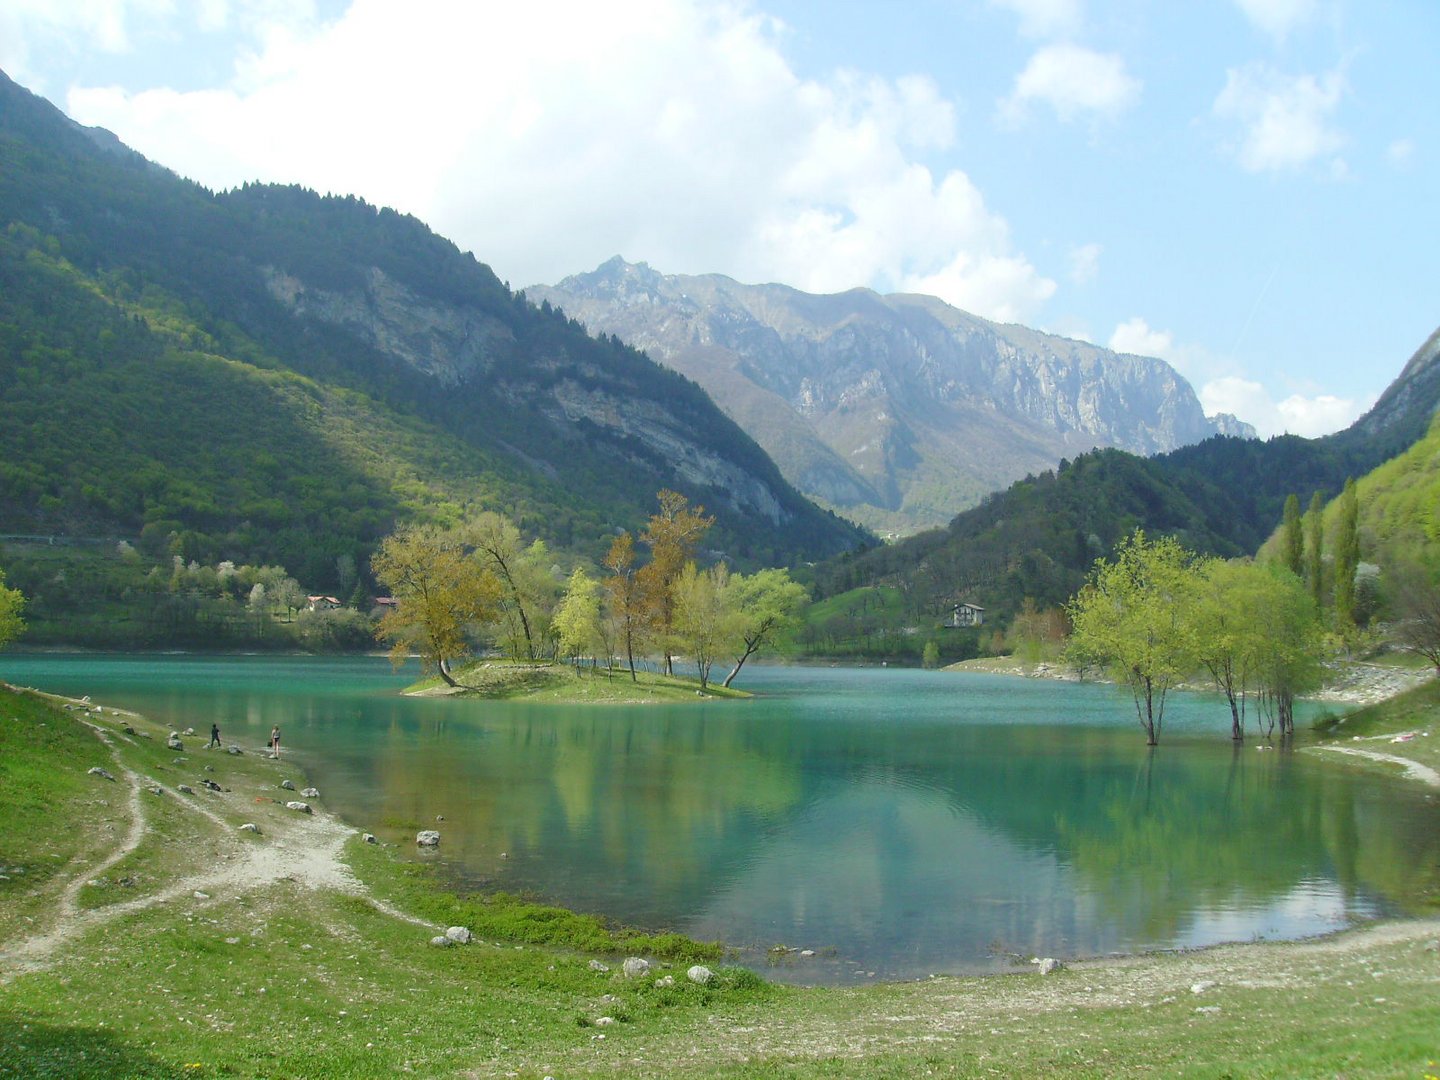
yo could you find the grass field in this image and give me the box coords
[2,678,1438,1078]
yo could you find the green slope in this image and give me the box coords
[0,69,866,608]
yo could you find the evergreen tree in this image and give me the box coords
[1305,491,1325,610]
[1334,479,1360,628]
[1281,494,1304,576]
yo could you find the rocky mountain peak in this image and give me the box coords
[530,261,1255,534]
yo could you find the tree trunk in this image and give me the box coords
[438,658,457,687]
[722,641,760,688]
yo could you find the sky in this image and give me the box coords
[3,1,1436,438]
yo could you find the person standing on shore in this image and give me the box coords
[208,723,221,748]
[270,725,281,758]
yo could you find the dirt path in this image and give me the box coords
[1312,744,1440,786]
[0,714,437,983]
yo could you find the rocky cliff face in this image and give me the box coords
[529,258,1253,533]
[259,260,815,539]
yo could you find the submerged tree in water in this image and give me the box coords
[1066,531,1200,746]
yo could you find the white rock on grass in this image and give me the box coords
[285,801,312,814]
[301,787,320,799]
[430,935,455,948]
[239,823,260,833]
[280,780,296,791]
[445,927,471,945]
[655,975,675,988]
[416,830,440,847]
[362,833,378,844]
[87,767,116,781]
[622,957,650,978]
[588,959,610,972]
[1037,958,1064,975]
[686,965,714,985]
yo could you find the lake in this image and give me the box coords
[5,653,1437,984]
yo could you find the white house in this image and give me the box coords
[948,602,985,628]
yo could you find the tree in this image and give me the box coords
[638,490,714,675]
[553,568,602,668]
[1191,559,1318,741]
[1007,597,1068,665]
[467,512,550,661]
[603,532,648,681]
[0,568,26,650]
[1281,494,1304,576]
[1248,565,1322,738]
[1388,560,1440,675]
[1305,490,1325,610]
[720,568,808,688]
[1066,531,1200,746]
[1190,557,1261,742]
[672,561,730,689]
[371,524,499,686]
[1333,478,1360,628]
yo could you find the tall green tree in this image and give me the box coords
[1333,478,1360,628]
[0,568,26,650]
[1305,490,1325,610]
[672,561,730,689]
[1066,531,1200,746]
[720,568,808,688]
[553,568,602,669]
[1281,494,1304,576]
[1249,565,1322,737]
[467,512,552,661]
[372,525,499,686]
[1192,559,1318,741]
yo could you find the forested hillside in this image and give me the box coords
[0,70,865,612]
[811,325,1440,643]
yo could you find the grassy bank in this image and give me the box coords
[407,659,752,703]
[2,682,1438,1078]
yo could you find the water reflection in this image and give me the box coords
[5,655,1436,983]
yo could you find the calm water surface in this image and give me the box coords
[7,653,1437,984]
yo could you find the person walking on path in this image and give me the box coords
[208,723,222,749]
[270,725,281,759]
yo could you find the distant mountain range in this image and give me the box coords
[812,323,1440,634]
[530,258,1253,534]
[0,69,865,588]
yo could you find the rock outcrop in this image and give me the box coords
[531,258,1256,532]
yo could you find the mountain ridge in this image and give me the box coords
[529,256,1254,534]
[0,69,866,587]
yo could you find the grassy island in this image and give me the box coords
[405,660,753,703]
[2,681,1438,1078]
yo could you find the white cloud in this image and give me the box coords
[1231,0,1316,42]
[46,0,1053,323]
[1200,375,1361,438]
[999,43,1140,125]
[989,0,1083,39]
[1108,316,1175,360]
[1068,242,1101,285]
[1212,63,1346,173]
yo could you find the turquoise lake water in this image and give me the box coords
[5,653,1436,984]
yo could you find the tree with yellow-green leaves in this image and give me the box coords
[553,568,603,670]
[672,561,731,689]
[1066,531,1201,746]
[720,567,808,688]
[371,524,501,686]
[0,567,26,650]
